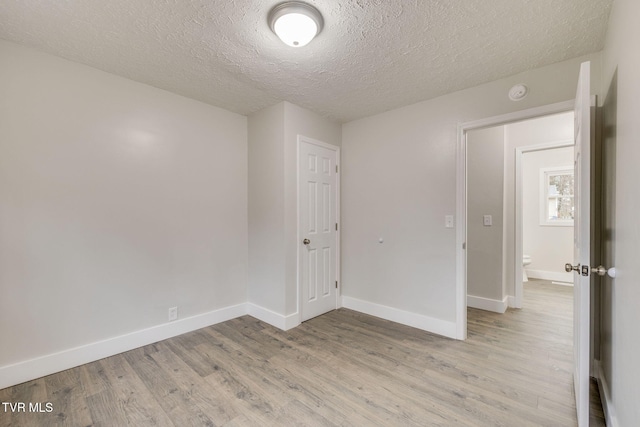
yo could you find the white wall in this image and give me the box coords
[503,112,575,293]
[522,147,574,280]
[248,101,340,326]
[467,126,505,304]
[0,40,248,374]
[342,53,601,337]
[599,0,640,424]
[248,103,286,314]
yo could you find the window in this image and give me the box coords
[540,167,574,226]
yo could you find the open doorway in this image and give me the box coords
[514,113,575,304]
[464,111,574,317]
[456,102,577,339]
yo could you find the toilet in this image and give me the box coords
[523,254,532,282]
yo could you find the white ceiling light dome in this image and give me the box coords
[268,2,324,47]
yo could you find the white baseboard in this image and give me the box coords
[341,296,457,339]
[506,295,517,308]
[467,295,508,313]
[247,303,300,331]
[526,269,573,283]
[0,303,247,390]
[594,359,619,427]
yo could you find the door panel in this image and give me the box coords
[300,138,338,321]
[573,61,591,427]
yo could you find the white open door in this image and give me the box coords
[571,61,591,427]
[298,136,339,321]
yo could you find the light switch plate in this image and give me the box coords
[483,215,492,226]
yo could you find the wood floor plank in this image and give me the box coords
[78,360,111,398]
[96,353,174,426]
[0,279,607,426]
[0,379,49,427]
[84,388,131,427]
[122,346,215,426]
[279,360,399,425]
[272,399,336,427]
[151,341,240,425]
[43,368,93,427]
[182,333,287,425]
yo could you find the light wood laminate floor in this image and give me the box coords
[1,280,605,426]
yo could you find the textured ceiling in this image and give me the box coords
[0,0,612,122]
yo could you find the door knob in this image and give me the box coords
[565,263,615,278]
[303,238,310,245]
[589,265,616,278]
[565,263,580,273]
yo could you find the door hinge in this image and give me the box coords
[335,223,338,231]
[335,281,338,288]
[336,165,339,173]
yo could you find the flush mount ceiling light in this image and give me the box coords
[268,2,324,47]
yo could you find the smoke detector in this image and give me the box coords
[508,84,529,101]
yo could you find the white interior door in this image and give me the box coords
[299,137,338,321]
[572,61,591,427]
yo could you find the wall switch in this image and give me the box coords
[445,215,454,228]
[168,306,178,322]
[483,215,492,226]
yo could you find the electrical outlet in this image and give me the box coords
[168,306,178,322]
[445,215,454,228]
